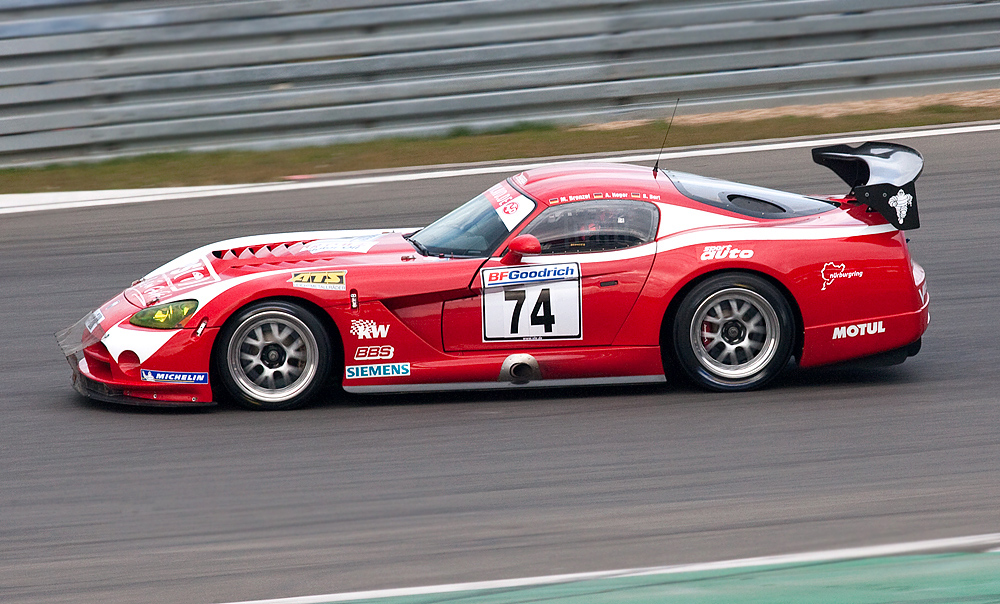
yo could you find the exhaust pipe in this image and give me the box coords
[499,354,541,384]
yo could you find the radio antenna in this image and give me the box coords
[652,98,680,178]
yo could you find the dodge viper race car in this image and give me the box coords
[58,142,929,410]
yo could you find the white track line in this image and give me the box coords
[4,122,1000,216]
[223,532,1000,604]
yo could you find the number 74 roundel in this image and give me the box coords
[481,263,582,341]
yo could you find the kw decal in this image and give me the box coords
[350,319,389,339]
[832,321,885,339]
[821,262,863,291]
[289,271,347,290]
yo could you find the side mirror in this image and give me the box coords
[500,234,541,265]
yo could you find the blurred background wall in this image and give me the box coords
[2,0,1000,166]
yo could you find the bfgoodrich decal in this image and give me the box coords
[482,263,579,287]
[345,363,410,379]
[140,370,209,384]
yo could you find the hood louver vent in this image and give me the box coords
[214,242,308,260]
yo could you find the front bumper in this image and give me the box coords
[65,352,216,407]
[57,309,216,408]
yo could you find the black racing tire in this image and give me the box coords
[672,273,794,391]
[214,301,332,410]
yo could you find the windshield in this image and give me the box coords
[408,181,535,257]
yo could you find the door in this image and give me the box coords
[442,199,660,351]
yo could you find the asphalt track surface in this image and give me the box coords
[2,130,999,604]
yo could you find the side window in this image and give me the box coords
[520,200,658,254]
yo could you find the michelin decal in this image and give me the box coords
[141,370,209,384]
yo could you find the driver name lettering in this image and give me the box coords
[483,263,579,286]
[549,192,660,205]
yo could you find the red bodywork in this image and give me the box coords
[62,162,929,405]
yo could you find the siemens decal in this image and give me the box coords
[482,263,579,287]
[345,362,411,379]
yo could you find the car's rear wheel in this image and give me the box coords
[215,301,332,410]
[673,273,794,391]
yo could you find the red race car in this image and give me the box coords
[58,142,929,410]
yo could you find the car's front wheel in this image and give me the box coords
[215,301,332,410]
[673,273,794,391]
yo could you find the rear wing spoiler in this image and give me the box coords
[812,142,923,230]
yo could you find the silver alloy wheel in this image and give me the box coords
[689,287,780,380]
[226,310,319,404]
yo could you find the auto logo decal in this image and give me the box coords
[701,245,753,260]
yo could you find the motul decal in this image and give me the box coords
[350,319,389,339]
[821,262,863,291]
[701,245,753,260]
[832,321,885,339]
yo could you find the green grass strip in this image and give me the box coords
[3,104,1000,195]
[324,553,1000,604]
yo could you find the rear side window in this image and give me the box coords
[665,170,835,218]
[521,200,658,254]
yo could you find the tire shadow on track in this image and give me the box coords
[61,361,917,414]
[72,392,216,415]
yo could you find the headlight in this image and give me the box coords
[129,300,199,329]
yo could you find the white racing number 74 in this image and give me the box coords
[481,263,582,341]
